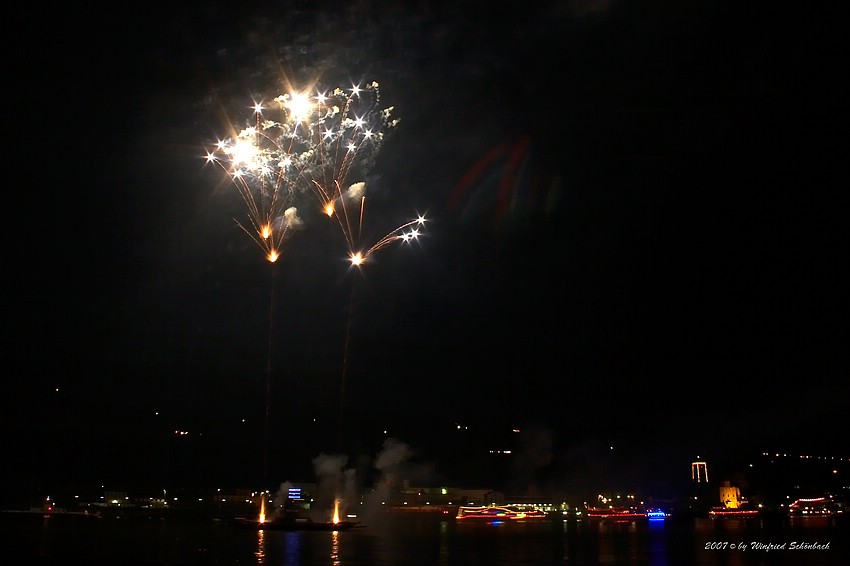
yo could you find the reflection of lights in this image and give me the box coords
[331,530,341,566]
[255,529,266,565]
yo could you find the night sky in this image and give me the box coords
[5,1,846,499]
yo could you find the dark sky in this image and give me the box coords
[5,1,846,499]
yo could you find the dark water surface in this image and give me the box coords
[4,512,847,565]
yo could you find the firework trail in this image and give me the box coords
[265,85,429,450]
[206,80,423,448]
[334,201,427,449]
[205,79,426,503]
[205,103,307,499]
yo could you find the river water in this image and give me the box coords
[4,511,847,565]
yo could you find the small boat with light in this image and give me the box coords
[233,512,360,531]
[235,497,361,531]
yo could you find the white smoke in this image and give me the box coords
[310,452,348,520]
[346,181,366,200]
[271,481,293,518]
[306,438,424,525]
[375,437,412,470]
[282,206,303,227]
[360,438,413,525]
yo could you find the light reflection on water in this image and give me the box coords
[255,528,266,564]
[5,512,848,565]
[330,530,340,566]
[438,519,449,566]
[285,531,302,565]
[647,519,669,566]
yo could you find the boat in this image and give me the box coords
[1,507,102,519]
[455,505,548,521]
[233,513,361,531]
[787,497,842,517]
[583,507,647,520]
[645,508,670,520]
[708,506,760,517]
[504,506,549,520]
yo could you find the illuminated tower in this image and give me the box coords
[691,461,708,483]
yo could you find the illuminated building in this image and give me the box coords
[691,461,708,483]
[718,483,741,509]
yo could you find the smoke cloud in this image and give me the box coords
[346,181,366,200]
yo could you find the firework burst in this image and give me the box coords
[205,115,303,263]
[330,181,428,268]
[205,81,399,262]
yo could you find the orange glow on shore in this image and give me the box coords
[259,498,266,524]
[332,499,340,524]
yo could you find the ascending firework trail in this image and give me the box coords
[204,79,427,520]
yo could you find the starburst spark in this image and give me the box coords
[348,213,428,266]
